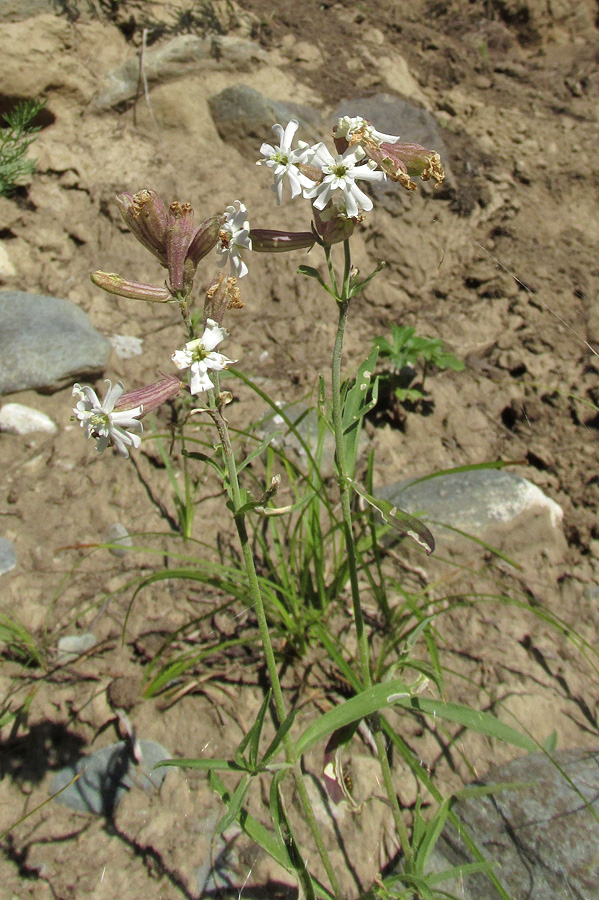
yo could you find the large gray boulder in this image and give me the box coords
[0,291,111,394]
[426,749,599,899]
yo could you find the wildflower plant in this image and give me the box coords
[72,115,537,899]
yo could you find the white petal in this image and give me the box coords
[172,348,193,370]
[201,321,227,352]
[281,119,299,150]
[101,380,125,413]
[189,363,214,394]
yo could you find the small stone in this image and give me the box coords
[56,632,97,664]
[108,334,143,360]
[0,537,16,575]
[0,402,57,435]
[103,523,132,558]
[50,739,171,815]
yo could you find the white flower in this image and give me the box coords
[335,115,401,147]
[216,201,252,279]
[303,143,386,218]
[257,120,315,204]
[171,318,235,395]
[72,380,143,457]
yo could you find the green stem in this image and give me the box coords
[208,394,344,900]
[328,240,413,863]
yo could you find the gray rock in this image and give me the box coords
[376,469,563,540]
[331,94,455,199]
[0,291,111,394]
[426,749,599,899]
[256,400,336,477]
[94,34,266,110]
[0,537,16,575]
[56,632,97,664]
[103,522,132,558]
[0,402,57,434]
[50,739,171,816]
[208,85,322,154]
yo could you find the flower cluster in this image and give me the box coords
[257,113,444,244]
[75,113,443,457]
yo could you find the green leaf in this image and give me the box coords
[181,449,224,478]
[270,771,316,900]
[341,347,379,477]
[295,679,412,756]
[297,265,338,299]
[209,771,291,868]
[215,773,251,835]
[396,696,538,752]
[542,729,558,752]
[249,689,272,770]
[261,709,298,767]
[156,757,246,773]
[236,431,283,474]
[348,261,386,298]
[295,680,537,759]
[349,480,436,555]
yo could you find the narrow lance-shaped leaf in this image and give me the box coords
[350,479,435,555]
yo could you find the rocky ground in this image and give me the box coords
[0,1,599,898]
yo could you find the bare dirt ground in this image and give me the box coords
[1,1,599,897]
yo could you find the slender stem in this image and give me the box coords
[328,240,413,863]
[208,395,344,900]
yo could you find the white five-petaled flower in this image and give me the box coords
[303,143,386,218]
[257,120,315,205]
[171,318,235,395]
[72,381,143,458]
[335,115,401,147]
[216,201,252,279]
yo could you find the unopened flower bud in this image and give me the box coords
[113,375,182,416]
[249,229,315,253]
[312,203,358,246]
[116,190,168,265]
[91,271,171,302]
[204,273,243,327]
[187,215,225,266]
[166,202,195,293]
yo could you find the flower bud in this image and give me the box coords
[90,271,171,302]
[113,375,182,415]
[166,201,195,293]
[204,273,243,327]
[249,229,315,253]
[116,190,168,265]
[186,215,225,266]
[312,204,357,246]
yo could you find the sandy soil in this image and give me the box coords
[1,1,599,897]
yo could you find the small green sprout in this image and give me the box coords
[373,324,465,408]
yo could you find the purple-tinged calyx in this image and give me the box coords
[116,190,168,265]
[166,201,196,293]
[249,229,315,253]
[114,375,182,415]
[91,271,171,302]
